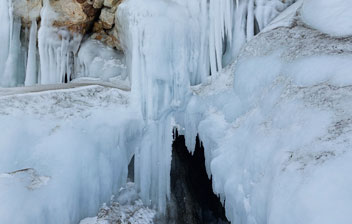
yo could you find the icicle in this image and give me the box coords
[25,20,38,86]
[0,0,10,81]
[208,0,234,75]
[246,0,255,41]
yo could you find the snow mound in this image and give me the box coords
[301,0,352,37]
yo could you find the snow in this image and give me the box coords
[301,0,352,37]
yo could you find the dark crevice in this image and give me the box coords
[254,17,260,36]
[165,132,229,224]
[128,155,135,182]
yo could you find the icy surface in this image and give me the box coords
[79,182,156,224]
[301,0,352,37]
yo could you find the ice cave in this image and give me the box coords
[0,0,352,223]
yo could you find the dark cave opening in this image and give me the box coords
[168,133,229,224]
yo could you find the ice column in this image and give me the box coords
[118,0,197,212]
[25,20,38,86]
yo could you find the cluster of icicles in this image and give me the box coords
[0,0,294,88]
